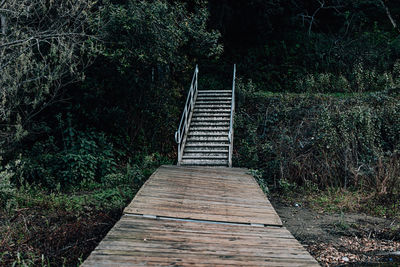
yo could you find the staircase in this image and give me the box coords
[175,65,236,167]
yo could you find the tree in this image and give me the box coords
[0,0,97,156]
[82,0,222,151]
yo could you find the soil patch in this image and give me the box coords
[271,197,400,266]
[0,208,121,266]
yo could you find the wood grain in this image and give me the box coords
[124,165,282,226]
[82,165,320,266]
[83,216,319,266]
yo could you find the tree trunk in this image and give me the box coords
[380,0,399,33]
[1,14,6,34]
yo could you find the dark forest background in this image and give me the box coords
[1,1,400,265]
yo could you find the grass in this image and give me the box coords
[0,184,136,266]
[0,149,173,266]
[251,165,399,219]
[0,154,172,267]
[241,88,398,99]
[278,185,400,219]
[258,175,400,220]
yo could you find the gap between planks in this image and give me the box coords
[124,213,283,228]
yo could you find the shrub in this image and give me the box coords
[295,62,398,93]
[235,80,400,199]
[13,129,117,190]
[0,164,17,208]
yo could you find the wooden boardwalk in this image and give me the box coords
[83,165,319,266]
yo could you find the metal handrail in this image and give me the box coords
[175,65,199,164]
[228,64,236,167]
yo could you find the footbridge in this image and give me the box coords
[82,66,319,266]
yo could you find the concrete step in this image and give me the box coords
[191,117,230,122]
[194,108,231,113]
[188,131,228,136]
[184,148,229,153]
[198,90,231,93]
[193,114,230,118]
[197,94,232,98]
[196,101,232,105]
[184,144,230,151]
[184,142,230,147]
[190,121,230,126]
[195,104,231,109]
[194,107,231,111]
[196,97,232,101]
[180,159,228,166]
[182,154,228,160]
[187,136,229,142]
[192,114,230,118]
[193,110,230,114]
[189,126,230,131]
[198,90,232,94]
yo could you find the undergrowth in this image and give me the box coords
[0,153,172,266]
[285,185,399,219]
[237,81,400,218]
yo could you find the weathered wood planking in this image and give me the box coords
[83,216,319,267]
[82,165,320,266]
[124,165,282,226]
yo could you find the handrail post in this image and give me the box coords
[178,143,181,163]
[228,64,236,168]
[175,65,199,165]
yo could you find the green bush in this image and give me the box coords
[13,129,117,190]
[0,164,17,208]
[235,80,400,198]
[295,62,400,93]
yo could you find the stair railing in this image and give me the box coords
[228,64,236,168]
[175,65,199,164]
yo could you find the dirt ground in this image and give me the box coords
[0,208,120,266]
[271,197,400,266]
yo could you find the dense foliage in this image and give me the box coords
[0,0,400,265]
[1,0,221,189]
[0,2,221,264]
[235,82,400,199]
[208,0,400,92]
[0,0,97,154]
[2,0,400,184]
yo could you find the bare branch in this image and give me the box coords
[301,0,345,36]
[379,0,400,33]
[0,33,91,48]
[0,0,98,150]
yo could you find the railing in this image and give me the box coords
[175,65,199,164]
[228,64,236,168]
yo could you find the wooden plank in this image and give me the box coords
[82,216,319,267]
[83,165,319,266]
[124,165,282,226]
